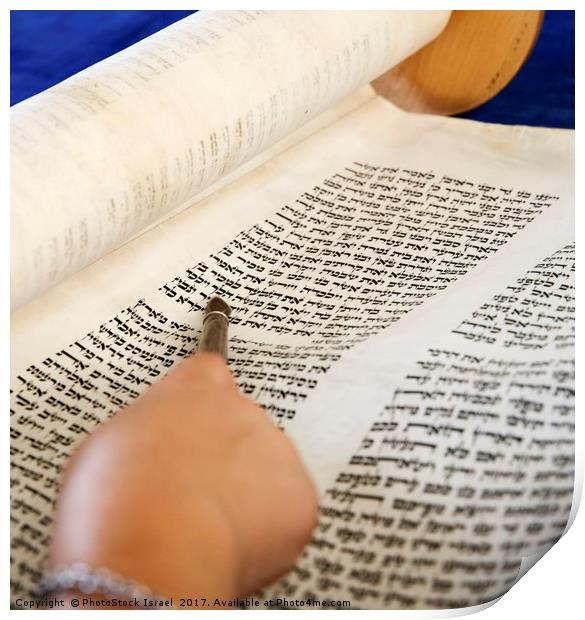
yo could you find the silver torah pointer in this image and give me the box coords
[198,296,232,360]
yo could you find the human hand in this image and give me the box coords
[47,353,318,605]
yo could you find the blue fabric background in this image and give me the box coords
[10,10,574,128]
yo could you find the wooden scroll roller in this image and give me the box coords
[373,10,544,116]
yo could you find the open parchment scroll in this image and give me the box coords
[11,11,574,609]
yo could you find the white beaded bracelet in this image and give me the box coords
[37,562,170,606]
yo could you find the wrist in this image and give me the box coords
[48,492,242,604]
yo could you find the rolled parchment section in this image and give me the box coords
[11,10,450,309]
